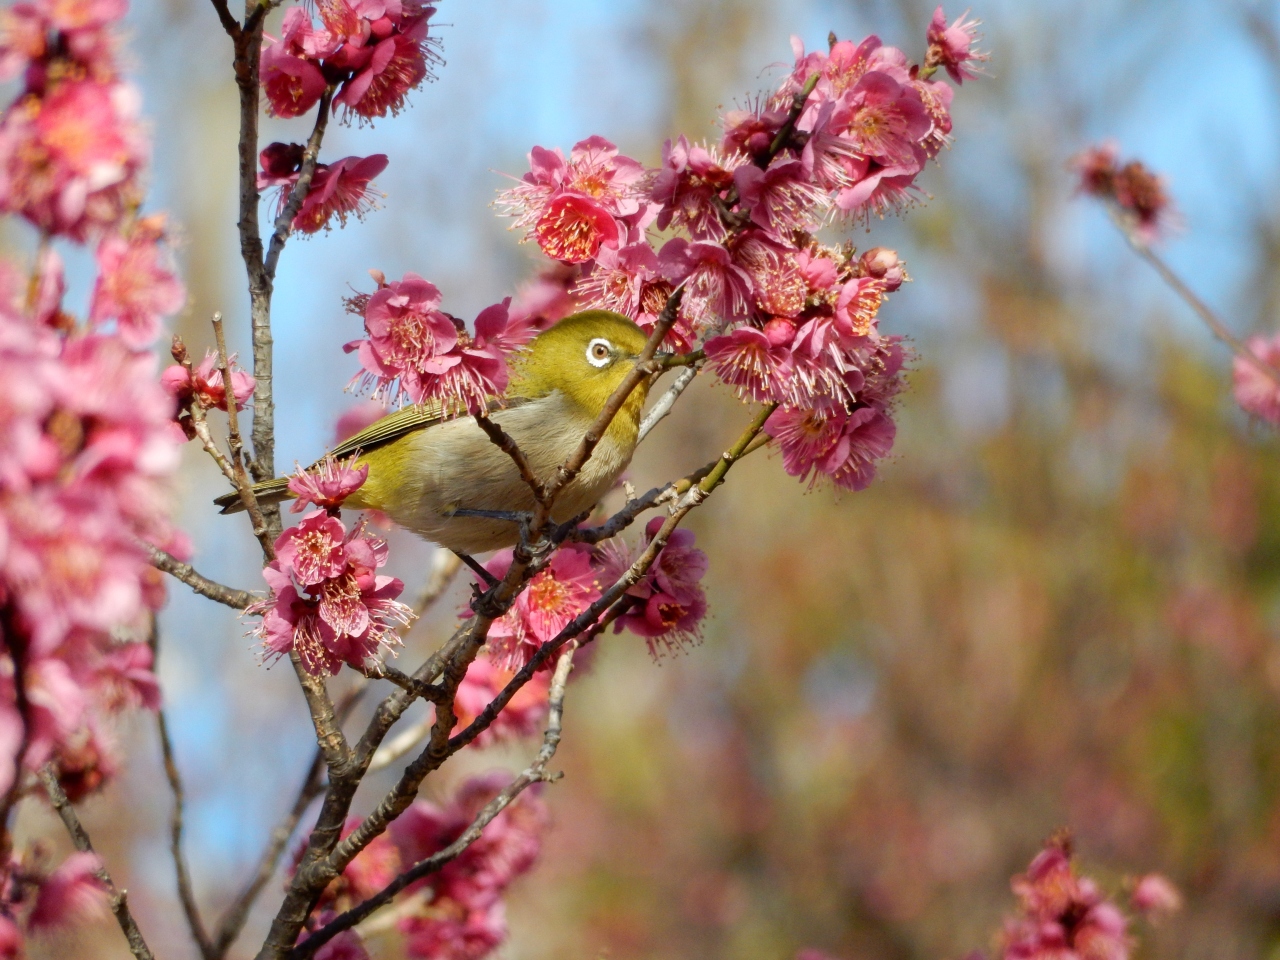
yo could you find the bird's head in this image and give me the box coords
[509,310,656,432]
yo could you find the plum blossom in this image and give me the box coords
[1000,836,1133,960]
[258,143,388,234]
[598,518,709,657]
[288,455,369,513]
[658,237,753,331]
[650,135,741,240]
[1130,874,1181,920]
[246,512,413,675]
[926,7,988,84]
[734,158,828,235]
[450,655,551,746]
[768,402,897,492]
[346,273,524,414]
[704,321,795,403]
[470,544,601,669]
[88,216,186,348]
[26,852,109,931]
[162,350,255,413]
[1071,143,1174,243]
[1232,335,1280,426]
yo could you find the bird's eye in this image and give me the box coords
[586,338,613,368]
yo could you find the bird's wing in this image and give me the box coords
[328,396,531,460]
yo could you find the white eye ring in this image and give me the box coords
[586,338,613,368]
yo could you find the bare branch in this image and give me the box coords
[264,88,334,282]
[638,361,702,443]
[38,766,157,960]
[207,0,241,39]
[213,312,272,548]
[150,623,214,960]
[144,543,258,610]
[289,645,578,960]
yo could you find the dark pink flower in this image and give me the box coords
[471,544,601,669]
[27,852,109,930]
[419,298,523,416]
[161,350,255,412]
[650,135,740,240]
[705,322,794,403]
[258,148,388,234]
[1232,336,1280,425]
[767,403,897,491]
[734,159,826,236]
[1071,144,1174,243]
[275,510,350,586]
[572,241,661,319]
[926,7,988,84]
[260,36,327,118]
[88,217,186,348]
[532,193,619,264]
[399,903,506,960]
[721,106,788,159]
[288,455,369,513]
[344,271,457,403]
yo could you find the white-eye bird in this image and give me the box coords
[216,310,656,554]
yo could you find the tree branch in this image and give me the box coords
[288,645,578,960]
[263,88,334,282]
[473,414,547,503]
[638,361,702,442]
[38,766,157,960]
[145,543,258,610]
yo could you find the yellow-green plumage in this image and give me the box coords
[216,311,654,554]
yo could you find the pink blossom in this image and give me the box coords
[472,544,601,669]
[721,106,788,159]
[767,403,897,491]
[0,79,146,239]
[1232,336,1280,425]
[572,241,661,320]
[88,218,186,348]
[658,237,754,331]
[1130,874,1181,919]
[507,262,580,333]
[333,8,439,121]
[599,518,709,657]
[91,641,161,711]
[333,400,385,444]
[734,159,826,235]
[926,7,988,85]
[287,455,369,513]
[858,247,905,291]
[344,271,457,404]
[417,298,522,416]
[161,350,255,413]
[451,655,550,745]
[258,146,389,234]
[650,135,740,240]
[834,277,886,338]
[260,36,327,118]
[27,852,108,931]
[1071,144,1174,243]
[399,903,506,960]
[911,76,955,157]
[248,514,411,676]
[313,930,371,960]
[836,70,930,164]
[732,231,808,318]
[705,322,794,403]
[533,193,620,264]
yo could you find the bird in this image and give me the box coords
[215,310,657,556]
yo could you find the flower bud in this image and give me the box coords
[860,247,904,291]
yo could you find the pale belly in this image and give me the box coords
[356,395,635,555]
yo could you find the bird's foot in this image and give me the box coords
[449,508,533,525]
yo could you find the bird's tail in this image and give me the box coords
[214,477,294,514]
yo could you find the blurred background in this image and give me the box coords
[23,0,1280,956]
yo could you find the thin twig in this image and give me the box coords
[207,0,240,38]
[213,312,272,546]
[264,88,334,281]
[1111,208,1280,388]
[38,766,157,960]
[638,362,702,443]
[289,645,578,960]
[144,543,258,609]
[473,414,547,503]
[150,623,215,960]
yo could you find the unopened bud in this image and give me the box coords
[368,268,387,288]
[859,247,905,291]
[170,334,189,365]
[763,317,796,348]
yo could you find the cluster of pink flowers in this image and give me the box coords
[0,0,186,947]
[253,0,441,236]
[466,522,710,667]
[490,14,983,490]
[1232,334,1280,427]
[344,272,536,413]
[299,773,547,960]
[247,486,414,675]
[1072,142,1174,243]
[988,837,1180,960]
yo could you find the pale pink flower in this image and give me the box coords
[161,350,255,413]
[704,322,794,403]
[767,403,896,491]
[90,641,160,711]
[926,7,988,85]
[658,237,753,331]
[572,241,661,319]
[1130,874,1181,919]
[473,544,601,669]
[858,247,905,291]
[344,271,457,404]
[834,277,886,338]
[288,455,369,513]
[0,79,146,239]
[450,655,550,746]
[911,76,955,156]
[1232,336,1280,425]
[27,852,108,930]
[88,219,185,348]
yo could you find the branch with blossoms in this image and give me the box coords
[1072,143,1280,423]
[0,3,994,960]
